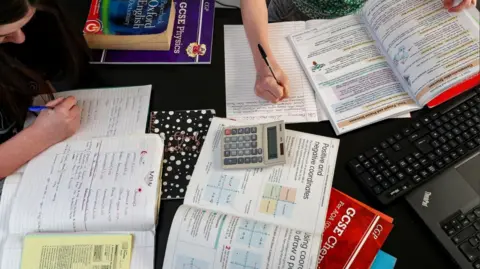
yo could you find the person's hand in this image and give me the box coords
[255,63,290,103]
[31,96,81,146]
[444,0,477,12]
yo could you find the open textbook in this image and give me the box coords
[224,23,410,124]
[0,85,163,268]
[162,117,340,269]
[289,0,480,134]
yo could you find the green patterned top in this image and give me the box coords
[293,0,366,19]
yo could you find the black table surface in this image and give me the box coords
[62,1,480,268]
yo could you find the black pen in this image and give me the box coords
[258,44,280,84]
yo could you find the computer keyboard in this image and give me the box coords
[348,86,480,205]
[441,205,480,268]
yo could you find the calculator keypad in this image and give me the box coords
[224,127,264,166]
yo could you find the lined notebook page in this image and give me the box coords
[224,22,327,123]
[33,85,152,139]
[8,135,163,235]
[0,175,21,267]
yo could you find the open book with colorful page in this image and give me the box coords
[0,86,164,268]
[289,0,480,134]
[162,117,340,269]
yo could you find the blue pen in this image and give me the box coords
[28,106,53,113]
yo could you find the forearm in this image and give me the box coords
[0,127,52,178]
[241,0,276,71]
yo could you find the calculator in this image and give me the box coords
[221,121,287,169]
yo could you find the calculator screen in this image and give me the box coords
[267,127,278,159]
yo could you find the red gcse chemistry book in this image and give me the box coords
[317,189,394,269]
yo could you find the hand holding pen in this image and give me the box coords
[255,44,290,103]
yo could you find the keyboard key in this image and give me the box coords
[398,160,408,168]
[421,117,431,124]
[252,142,257,148]
[435,160,445,168]
[251,134,257,141]
[460,124,468,131]
[360,173,376,187]
[258,148,263,154]
[409,133,420,141]
[245,157,251,164]
[475,221,480,231]
[445,123,453,130]
[406,155,415,163]
[232,129,238,135]
[431,131,440,139]
[231,144,238,149]
[461,104,469,111]
[453,226,476,244]
[431,140,441,148]
[441,144,451,152]
[454,107,462,115]
[378,164,386,171]
[443,156,452,164]
[225,144,231,150]
[402,127,412,136]
[456,136,465,144]
[238,128,244,134]
[452,128,461,135]
[458,147,466,155]
[412,162,421,170]
[258,156,263,162]
[434,119,443,127]
[387,137,396,144]
[380,141,389,149]
[448,111,456,119]
[389,165,399,173]
[245,135,251,141]
[441,115,449,122]
[412,174,422,183]
[383,170,392,178]
[467,119,475,127]
[427,165,436,174]
[428,153,437,161]
[471,237,480,247]
[225,129,232,135]
[231,137,238,142]
[381,180,390,189]
[373,185,383,195]
[251,127,257,133]
[448,140,458,148]
[439,136,447,144]
[412,122,422,129]
[405,167,415,175]
[427,123,436,131]
[420,158,429,166]
[231,150,238,157]
[252,157,258,163]
[378,152,386,160]
[420,170,429,178]
[238,143,244,149]
[252,148,257,155]
[396,172,406,181]
[451,152,459,160]
[393,144,401,151]
[470,127,478,136]
[474,208,480,217]
[238,150,244,156]
[413,152,423,159]
[384,159,392,166]
[468,214,477,222]
[462,218,471,227]
[245,128,251,134]
[467,141,477,149]
[364,161,372,169]
[358,154,367,162]
[447,229,455,236]
[445,132,454,140]
[435,149,444,156]
[463,132,471,140]
[431,112,440,119]
[371,157,379,164]
[459,241,480,261]
[459,214,467,221]
[415,137,433,153]
[438,127,447,134]
[375,174,384,183]
[473,260,480,269]
[238,157,245,164]
[224,151,231,157]
[394,133,402,140]
[388,177,397,184]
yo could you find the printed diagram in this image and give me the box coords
[311,61,325,72]
[203,174,241,206]
[393,45,409,66]
[403,74,412,86]
[236,220,270,248]
[230,249,263,269]
[175,256,209,269]
[259,183,296,217]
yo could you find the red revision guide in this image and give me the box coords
[318,189,394,269]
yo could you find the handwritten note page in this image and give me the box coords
[224,23,327,123]
[0,175,21,266]
[33,85,152,139]
[8,135,163,235]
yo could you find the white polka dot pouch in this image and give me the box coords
[149,109,216,200]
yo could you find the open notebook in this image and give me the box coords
[224,23,409,124]
[0,86,163,268]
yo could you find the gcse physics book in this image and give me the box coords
[318,189,394,269]
[0,85,163,268]
[91,0,215,64]
[162,117,340,269]
[84,0,176,51]
[289,0,480,134]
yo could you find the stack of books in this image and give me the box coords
[84,0,216,64]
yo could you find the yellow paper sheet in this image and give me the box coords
[20,234,133,269]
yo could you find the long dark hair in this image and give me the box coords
[0,0,90,124]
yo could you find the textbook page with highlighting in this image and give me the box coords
[289,0,480,134]
[362,0,480,105]
[162,205,322,269]
[32,85,152,140]
[183,117,339,234]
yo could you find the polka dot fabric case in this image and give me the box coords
[149,109,215,200]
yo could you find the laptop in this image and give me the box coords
[406,150,480,269]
